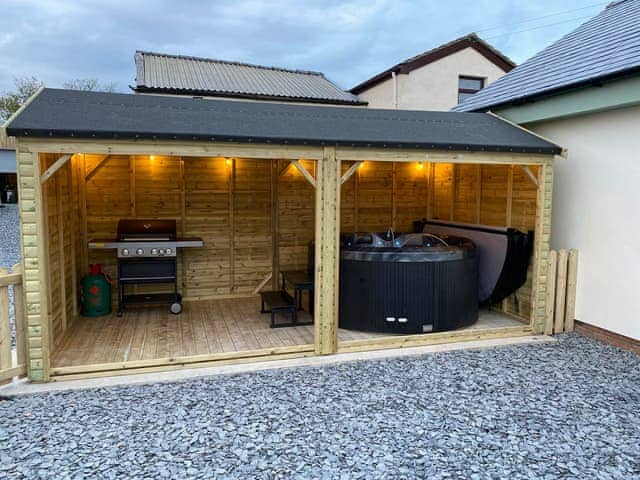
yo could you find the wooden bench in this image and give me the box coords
[260,290,307,328]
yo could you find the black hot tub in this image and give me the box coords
[339,232,478,334]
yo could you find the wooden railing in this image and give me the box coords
[545,249,579,335]
[0,264,27,384]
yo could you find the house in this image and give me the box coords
[1,87,560,382]
[0,136,17,203]
[454,0,640,347]
[133,50,365,106]
[351,33,515,111]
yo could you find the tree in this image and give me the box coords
[0,77,42,123]
[62,78,117,93]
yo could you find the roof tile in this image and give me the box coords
[453,0,640,112]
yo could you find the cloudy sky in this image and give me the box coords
[0,0,607,93]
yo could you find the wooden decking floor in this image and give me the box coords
[51,297,379,369]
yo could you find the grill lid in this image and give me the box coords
[117,219,176,241]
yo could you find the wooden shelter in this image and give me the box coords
[2,88,561,382]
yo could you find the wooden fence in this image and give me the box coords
[545,249,579,335]
[0,264,27,384]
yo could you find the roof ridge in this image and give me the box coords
[402,33,515,69]
[350,33,515,93]
[135,50,325,77]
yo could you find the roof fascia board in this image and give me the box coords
[493,75,640,125]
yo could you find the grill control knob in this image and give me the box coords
[121,248,129,256]
[136,248,144,256]
[150,248,158,255]
[165,248,173,255]
[159,249,165,255]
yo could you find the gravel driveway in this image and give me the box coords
[0,204,20,345]
[0,204,20,269]
[0,334,638,479]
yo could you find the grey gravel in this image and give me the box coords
[0,204,20,269]
[1,334,639,479]
[0,204,20,345]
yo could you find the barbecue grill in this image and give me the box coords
[88,219,203,316]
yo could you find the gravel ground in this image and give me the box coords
[0,334,638,479]
[0,204,20,269]
[0,204,20,345]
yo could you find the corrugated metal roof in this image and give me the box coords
[453,0,640,112]
[134,51,364,105]
[5,89,562,155]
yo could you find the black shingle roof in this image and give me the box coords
[5,89,561,155]
[454,0,640,112]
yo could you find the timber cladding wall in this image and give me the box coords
[80,155,275,300]
[37,152,545,367]
[340,161,540,320]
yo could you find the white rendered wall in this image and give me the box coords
[358,47,507,111]
[530,105,640,340]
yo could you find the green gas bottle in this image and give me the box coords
[81,265,112,316]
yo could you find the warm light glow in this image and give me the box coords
[226,159,232,166]
[358,161,365,170]
[149,155,155,161]
[416,162,424,170]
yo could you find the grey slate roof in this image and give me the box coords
[454,0,640,112]
[134,51,364,105]
[5,89,561,155]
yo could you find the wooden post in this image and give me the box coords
[314,146,340,355]
[505,165,514,227]
[529,161,553,334]
[67,161,78,316]
[544,250,557,335]
[79,154,89,276]
[229,159,236,293]
[391,162,397,230]
[0,268,10,378]
[129,156,136,217]
[271,159,280,290]
[16,148,51,381]
[427,162,434,219]
[12,264,26,368]
[179,157,187,296]
[564,249,579,332]
[475,164,482,224]
[56,173,67,333]
[40,161,53,353]
[450,164,456,221]
[554,249,569,333]
[353,167,359,232]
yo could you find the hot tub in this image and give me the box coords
[339,232,478,334]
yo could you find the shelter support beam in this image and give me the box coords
[291,159,317,188]
[530,161,553,334]
[520,165,539,188]
[16,150,50,381]
[40,154,71,184]
[314,146,340,355]
[340,161,363,185]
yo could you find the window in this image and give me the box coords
[458,76,485,104]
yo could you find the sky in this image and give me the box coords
[0,0,609,94]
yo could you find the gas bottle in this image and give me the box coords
[81,265,112,316]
